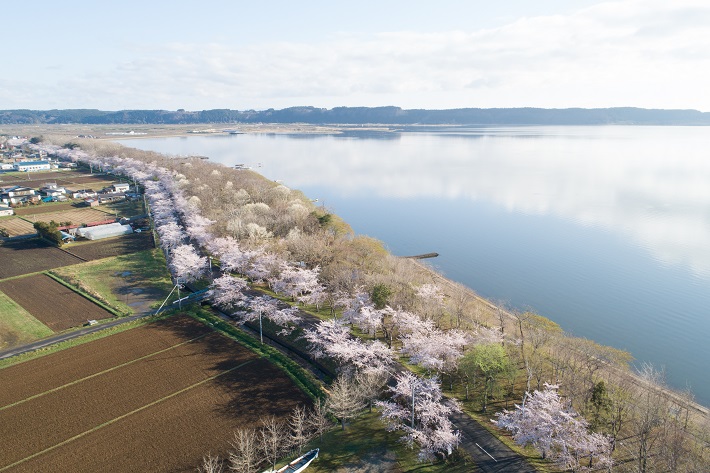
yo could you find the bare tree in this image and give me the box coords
[288,405,310,454]
[259,415,287,471]
[197,453,224,473]
[631,364,669,473]
[228,428,260,473]
[307,398,333,442]
[326,374,366,430]
[356,367,390,412]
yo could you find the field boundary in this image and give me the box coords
[0,331,212,412]
[0,359,256,472]
[44,271,124,317]
[0,312,177,370]
[188,308,324,402]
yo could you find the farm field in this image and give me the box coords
[12,202,78,216]
[0,217,36,237]
[26,207,115,226]
[51,248,172,316]
[66,232,154,260]
[0,274,114,331]
[0,291,53,350]
[0,239,83,278]
[0,315,311,472]
[0,170,117,190]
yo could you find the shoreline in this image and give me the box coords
[410,258,710,418]
[5,124,709,415]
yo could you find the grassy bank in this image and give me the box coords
[0,291,53,349]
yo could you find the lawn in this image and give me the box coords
[0,291,53,350]
[51,248,173,316]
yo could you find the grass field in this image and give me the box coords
[0,291,53,351]
[51,248,173,315]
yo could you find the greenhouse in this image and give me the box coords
[77,222,133,240]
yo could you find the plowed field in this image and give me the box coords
[0,240,83,278]
[66,232,154,260]
[0,218,36,237]
[28,208,114,226]
[0,315,310,472]
[0,274,114,331]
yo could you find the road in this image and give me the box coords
[0,313,146,360]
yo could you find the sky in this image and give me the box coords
[2,0,709,111]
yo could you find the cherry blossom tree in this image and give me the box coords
[156,221,185,251]
[271,263,324,304]
[304,318,394,373]
[494,383,613,471]
[169,244,207,283]
[377,372,460,462]
[208,274,248,310]
[400,327,469,375]
[234,295,301,343]
[415,283,445,321]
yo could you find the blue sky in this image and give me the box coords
[3,0,709,111]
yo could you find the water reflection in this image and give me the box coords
[125,127,710,276]
[223,127,710,278]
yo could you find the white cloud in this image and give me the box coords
[1,0,709,110]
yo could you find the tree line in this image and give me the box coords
[5,106,710,125]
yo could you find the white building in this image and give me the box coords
[13,161,51,172]
[0,206,14,216]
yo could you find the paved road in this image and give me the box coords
[448,403,536,472]
[0,313,146,360]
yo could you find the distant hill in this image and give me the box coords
[2,106,710,125]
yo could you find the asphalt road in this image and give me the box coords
[0,313,146,360]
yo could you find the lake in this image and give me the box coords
[122,125,710,406]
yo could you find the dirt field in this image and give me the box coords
[12,202,77,216]
[0,170,118,190]
[0,239,84,279]
[66,232,155,260]
[0,315,311,472]
[27,208,115,226]
[0,274,114,331]
[0,217,36,237]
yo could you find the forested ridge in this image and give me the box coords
[3,106,710,125]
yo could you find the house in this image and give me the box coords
[0,163,13,170]
[13,161,51,172]
[1,186,37,205]
[84,198,100,207]
[0,205,13,216]
[72,189,97,199]
[39,186,67,197]
[98,192,126,204]
[111,182,130,193]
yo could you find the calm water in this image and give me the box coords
[123,126,710,405]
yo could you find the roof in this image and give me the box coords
[16,161,50,166]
